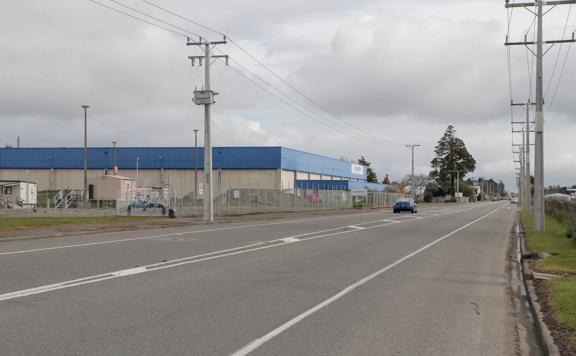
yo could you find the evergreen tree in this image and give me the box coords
[382,174,390,184]
[430,125,476,195]
[358,156,378,183]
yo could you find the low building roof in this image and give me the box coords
[0,147,368,180]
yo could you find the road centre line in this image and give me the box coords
[0,206,477,256]
[0,204,490,302]
[0,211,403,256]
[347,225,366,230]
[229,205,506,356]
[280,237,301,243]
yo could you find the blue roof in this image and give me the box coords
[0,147,367,180]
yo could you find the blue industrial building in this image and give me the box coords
[295,180,390,192]
[0,146,389,195]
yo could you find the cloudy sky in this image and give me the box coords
[1,0,575,190]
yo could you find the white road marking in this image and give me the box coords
[112,267,147,277]
[0,203,498,302]
[0,213,394,256]
[229,205,506,356]
[379,219,400,223]
[347,225,366,230]
[280,237,301,243]
[0,205,486,256]
[0,241,266,302]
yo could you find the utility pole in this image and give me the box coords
[405,144,421,201]
[194,129,199,201]
[81,105,90,205]
[449,170,461,201]
[456,171,460,201]
[505,0,576,230]
[525,103,531,210]
[512,100,534,211]
[513,133,525,207]
[112,141,118,175]
[187,36,228,223]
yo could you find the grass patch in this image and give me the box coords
[0,216,151,232]
[548,278,576,342]
[522,212,576,345]
[521,212,576,274]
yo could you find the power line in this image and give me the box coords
[546,39,573,115]
[134,0,402,146]
[88,0,188,39]
[90,0,403,147]
[226,63,387,145]
[217,48,402,146]
[105,0,202,38]
[140,0,225,37]
[544,4,572,98]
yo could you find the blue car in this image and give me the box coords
[393,198,417,213]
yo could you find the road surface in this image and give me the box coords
[0,202,531,355]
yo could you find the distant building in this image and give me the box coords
[0,180,37,208]
[0,146,389,198]
[545,193,573,202]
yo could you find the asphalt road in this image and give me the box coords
[0,202,529,355]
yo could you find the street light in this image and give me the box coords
[81,105,90,205]
[135,156,140,188]
[194,129,199,200]
[112,141,118,175]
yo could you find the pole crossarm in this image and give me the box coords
[189,55,229,66]
[186,35,228,46]
[505,38,576,46]
[511,101,537,106]
[506,0,576,7]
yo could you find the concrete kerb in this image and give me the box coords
[515,212,560,356]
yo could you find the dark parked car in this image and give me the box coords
[393,198,417,213]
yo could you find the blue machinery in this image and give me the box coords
[127,199,167,216]
[125,185,174,216]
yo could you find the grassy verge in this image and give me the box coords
[522,212,576,344]
[521,212,576,274]
[0,216,150,232]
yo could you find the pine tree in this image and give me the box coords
[430,125,476,196]
[382,174,390,184]
[358,156,378,183]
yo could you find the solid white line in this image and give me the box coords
[0,203,500,302]
[229,205,505,356]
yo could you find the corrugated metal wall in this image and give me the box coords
[296,180,390,192]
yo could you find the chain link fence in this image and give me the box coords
[117,187,404,217]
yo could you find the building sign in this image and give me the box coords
[123,181,132,192]
[351,164,364,175]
